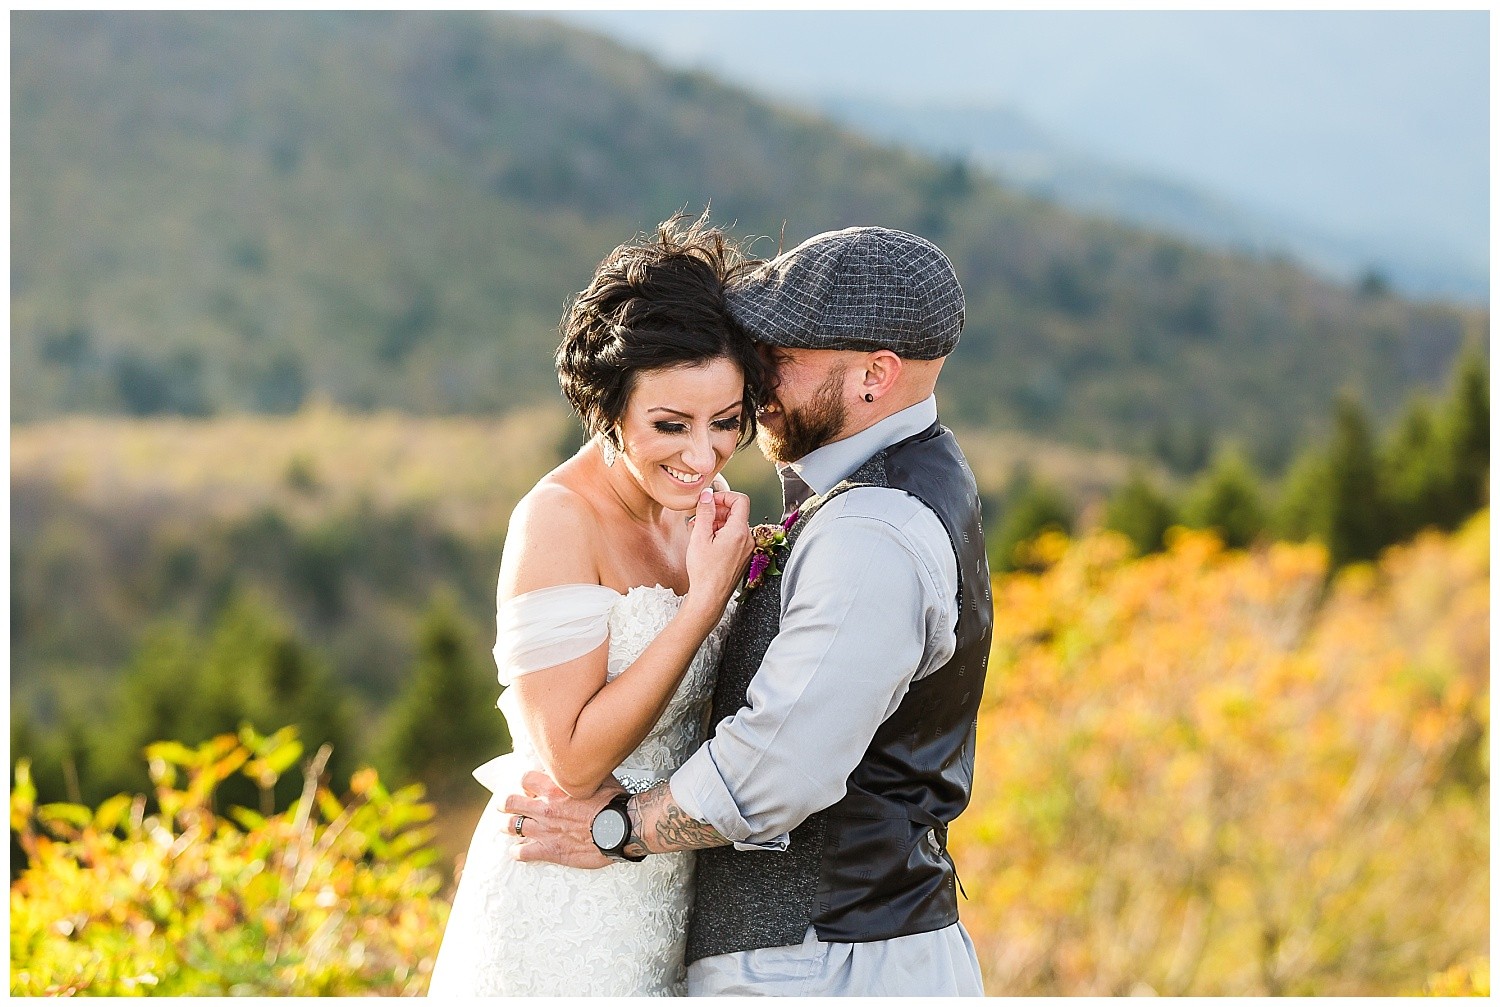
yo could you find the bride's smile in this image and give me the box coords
[607,356,746,513]
[662,465,704,486]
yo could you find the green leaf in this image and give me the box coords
[144,740,197,766]
[201,733,241,765]
[238,723,266,751]
[263,724,301,751]
[92,794,134,833]
[390,782,426,805]
[406,848,439,871]
[148,758,179,790]
[38,802,93,829]
[385,825,436,859]
[212,747,252,782]
[261,738,305,777]
[316,789,345,823]
[11,759,36,830]
[156,789,185,821]
[228,806,268,832]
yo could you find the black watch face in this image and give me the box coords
[592,807,627,849]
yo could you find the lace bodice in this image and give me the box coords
[496,584,729,786]
[429,584,732,997]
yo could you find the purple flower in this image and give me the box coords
[746,551,772,589]
[742,509,799,593]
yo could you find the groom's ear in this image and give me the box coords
[858,350,904,400]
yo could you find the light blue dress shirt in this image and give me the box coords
[670,397,985,996]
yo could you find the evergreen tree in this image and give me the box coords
[1181,447,1267,549]
[1377,345,1487,544]
[379,591,510,797]
[1325,394,1387,567]
[96,621,204,798]
[9,712,46,877]
[10,708,75,810]
[991,467,1074,572]
[259,628,358,792]
[1381,395,1451,540]
[54,714,95,805]
[1273,445,1330,544]
[1151,420,1214,475]
[1440,343,1489,522]
[97,593,356,808]
[1102,467,1179,555]
[9,706,97,869]
[196,590,358,803]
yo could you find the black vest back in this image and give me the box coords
[686,421,993,962]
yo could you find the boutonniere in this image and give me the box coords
[743,508,800,592]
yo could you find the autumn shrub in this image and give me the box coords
[954,512,1488,995]
[11,727,447,995]
[1414,955,1490,996]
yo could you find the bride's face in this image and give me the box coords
[614,356,745,511]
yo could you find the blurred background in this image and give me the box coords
[9,10,1489,996]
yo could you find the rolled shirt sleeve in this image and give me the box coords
[670,487,958,849]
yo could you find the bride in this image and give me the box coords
[428,216,763,996]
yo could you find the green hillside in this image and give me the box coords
[11,11,1482,468]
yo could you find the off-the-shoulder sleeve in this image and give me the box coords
[492,584,620,685]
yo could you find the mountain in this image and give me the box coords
[11,11,1483,470]
[815,95,1489,304]
[553,10,1490,308]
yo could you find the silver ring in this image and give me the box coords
[513,814,526,837]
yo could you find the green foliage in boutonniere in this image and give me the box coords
[743,508,799,591]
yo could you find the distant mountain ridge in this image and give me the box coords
[11,11,1483,469]
[817,95,1488,304]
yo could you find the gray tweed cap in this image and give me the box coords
[726,226,964,359]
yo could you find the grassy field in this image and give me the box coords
[10,404,1147,530]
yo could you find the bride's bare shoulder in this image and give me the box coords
[500,472,603,595]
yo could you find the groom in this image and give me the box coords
[506,226,993,996]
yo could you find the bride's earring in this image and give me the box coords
[601,436,617,468]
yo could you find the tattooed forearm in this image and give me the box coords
[624,782,729,857]
[655,799,729,852]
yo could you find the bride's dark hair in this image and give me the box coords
[555,211,768,451]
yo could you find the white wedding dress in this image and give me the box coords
[428,583,731,997]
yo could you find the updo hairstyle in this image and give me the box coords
[555,214,768,451]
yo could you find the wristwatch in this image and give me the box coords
[591,794,645,862]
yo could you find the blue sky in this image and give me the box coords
[554,11,1488,285]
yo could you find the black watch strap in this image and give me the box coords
[596,794,646,862]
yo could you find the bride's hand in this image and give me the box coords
[711,487,744,533]
[506,770,622,870]
[684,488,752,619]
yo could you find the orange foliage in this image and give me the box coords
[11,729,447,995]
[954,513,1488,995]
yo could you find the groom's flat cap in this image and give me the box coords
[726,226,964,360]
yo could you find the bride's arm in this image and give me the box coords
[502,485,749,798]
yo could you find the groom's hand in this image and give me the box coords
[503,771,623,869]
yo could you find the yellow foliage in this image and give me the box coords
[954,512,1488,995]
[1415,955,1489,996]
[11,730,447,996]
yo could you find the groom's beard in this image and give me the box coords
[757,366,847,464]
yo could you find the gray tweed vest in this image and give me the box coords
[686,420,993,962]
